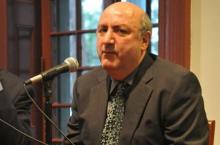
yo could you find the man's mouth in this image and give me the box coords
[102,51,116,54]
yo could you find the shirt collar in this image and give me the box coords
[110,68,138,94]
[108,53,156,94]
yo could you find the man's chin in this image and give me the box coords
[101,63,116,70]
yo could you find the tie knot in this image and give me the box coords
[115,82,129,97]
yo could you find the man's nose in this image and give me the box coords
[103,30,114,43]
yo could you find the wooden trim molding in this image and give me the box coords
[208,120,215,145]
[41,0,52,70]
[159,0,191,69]
[0,0,8,68]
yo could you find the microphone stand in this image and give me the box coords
[43,80,53,145]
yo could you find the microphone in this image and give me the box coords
[24,57,79,85]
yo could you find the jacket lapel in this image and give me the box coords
[84,72,108,144]
[119,67,153,145]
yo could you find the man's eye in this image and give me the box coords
[115,28,129,35]
[119,29,127,33]
[98,28,107,33]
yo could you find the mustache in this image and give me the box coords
[101,44,116,53]
[102,50,116,54]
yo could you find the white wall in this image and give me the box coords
[191,0,220,145]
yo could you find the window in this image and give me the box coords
[50,0,104,140]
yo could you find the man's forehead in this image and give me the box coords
[102,2,144,17]
[104,2,142,12]
[102,5,136,18]
[98,10,137,25]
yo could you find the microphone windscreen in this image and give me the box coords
[64,57,79,72]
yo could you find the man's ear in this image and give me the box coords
[141,31,151,51]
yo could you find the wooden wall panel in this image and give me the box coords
[159,0,191,69]
[0,0,8,68]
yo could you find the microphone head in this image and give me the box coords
[64,57,79,72]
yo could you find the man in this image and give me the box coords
[65,2,209,145]
[0,69,34,145]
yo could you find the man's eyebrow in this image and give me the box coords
[98,23,108,26]
[97,24,107,28]
[97,24,130,30]
[112,24,128,28]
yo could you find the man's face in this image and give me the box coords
[96,5,148,76]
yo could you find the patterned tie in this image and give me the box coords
[100,82,129,145]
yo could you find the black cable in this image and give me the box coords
[0,117,48,145]
[23,84,74,145]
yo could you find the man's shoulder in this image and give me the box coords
[0,70,23,85]
[73,67,107,92]
[0,70,24,93]
[149,57,196,84]
[145,57,200,94]
[154,57,190,76]
[0,70,33,102]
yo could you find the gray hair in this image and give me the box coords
[140,13,152,36]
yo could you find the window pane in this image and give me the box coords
[82,0,103,29]
[51,36,77,102]
[51,35,77,135]
[51,0,76,32]
[51,36,76,66]
[82,33,100,66]
[151,27,159,55]
[126,0,146,10]
[151,0,159,23]
[53,107,72,137]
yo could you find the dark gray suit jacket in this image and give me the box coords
[65,55,209,145]
[0,70,33,145]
